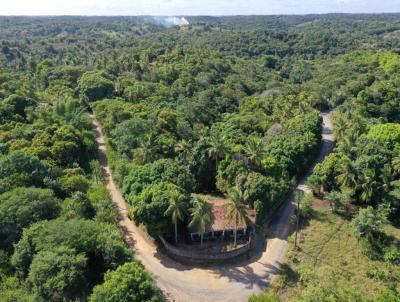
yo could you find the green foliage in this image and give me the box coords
[325,191,342,213]
[3,94,36,119]
[249,293,282,302]
[227,187,248,247]
[164,189,189,243]
[62,191,95,219]
[27,246,87,302]
[111,117,150,157]
[0,277,33,302]
[300,193,314,219]
[365,124,400,151]
[58,174,90,196]
[0,151,48,193]
[89,262,161,302]
[11,219,132,283]
[87,184,118,224]
[2,14,400,301]
[130,182,190,235]
[123,159,195,198]
[189,198,212,248]
[78,71,114,102]
[0,187,60,250]
[351,206,388,241]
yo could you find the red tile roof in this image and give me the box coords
[190,198,256,233]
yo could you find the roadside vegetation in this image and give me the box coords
[250,198,400,302]
[1,14,400,301]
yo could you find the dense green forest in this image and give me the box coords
[1,14,399,301]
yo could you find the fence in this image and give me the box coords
[158,236,252,264]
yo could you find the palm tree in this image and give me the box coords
[208,134,227,174]
[333,115,347,142]
[392,155,400,174]
[164,190,187,244]
[336,156,357,188]
[134,136,154,164]
[189,199,211,248]
[175,140,191,162]
[227,187,247,248]
[244,136,264,169]
[337,133,357,159]
[359,168,378,203]
[380,164,393,194]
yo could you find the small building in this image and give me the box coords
[189,198,256,241]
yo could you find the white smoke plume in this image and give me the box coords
[148,16,189,28]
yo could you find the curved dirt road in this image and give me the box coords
[91,112,334,302]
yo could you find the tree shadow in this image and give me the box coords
[209,261,282,290]
[278,263,300,286]
[153,232,266,271]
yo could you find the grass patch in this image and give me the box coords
[270,199,400,300]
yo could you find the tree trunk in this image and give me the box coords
[174,222,178,244]
[201,233,204,248]
[215,158,218,175]
[234,217,237,248]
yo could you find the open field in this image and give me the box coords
[269,199,400,300]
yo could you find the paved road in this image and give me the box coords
[91,112,334,302]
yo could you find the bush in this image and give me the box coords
[351,206,388,241]
[300,193,314,219]
[27,246,87,302]
[249,293,281,302]
[325,190,342,213]
[89,262,161,302]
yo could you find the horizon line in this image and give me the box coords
[1,12,400,17]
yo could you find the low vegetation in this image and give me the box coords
[251,199,400,301]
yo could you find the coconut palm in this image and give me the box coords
[336,156,357,188]
[227,187,247,248]
[393,155,400,174]
[333,115,347,142]
[175,140,191,162]
[380,164,393,194]
[359,168,378,203]
[244,136,264,169]
[164,190,187,244]
[337,133,357,159]
[207,134,227,174]
[134,136,154,164]
[189,199,211,248]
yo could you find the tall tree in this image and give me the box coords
[227,187,247,248]
[392,155,400,174]
[336,156,358,188]
[333,115,348,142]
[359,168,378,203]
[175,140,191,162]
[189,199,211,248]
[164,190,187,244]
[133,137,154,165]
[207,134,227,174]
[244,136,264,170]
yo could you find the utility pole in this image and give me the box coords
[294,190,302,249]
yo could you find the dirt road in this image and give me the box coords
[91,112,334,302]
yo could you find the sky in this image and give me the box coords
[1,0,400,16]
